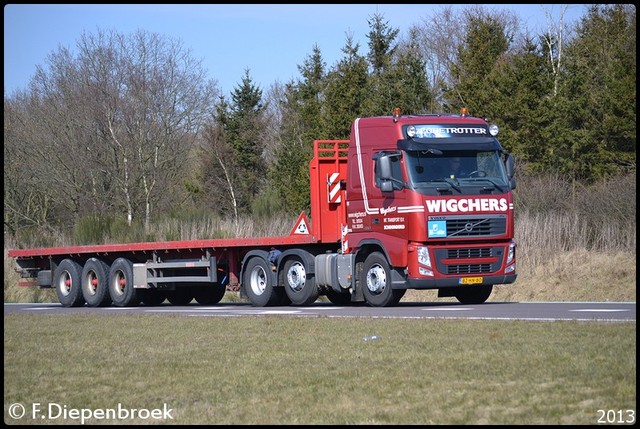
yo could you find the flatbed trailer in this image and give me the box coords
[8,110,518,308]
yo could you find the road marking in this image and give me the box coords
[421,307,474,311]
[570,309,628,312]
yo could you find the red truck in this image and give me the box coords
[8,108,517,307]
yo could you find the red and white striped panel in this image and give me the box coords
[327,172,341,204]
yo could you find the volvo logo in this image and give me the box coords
[464,222,474,232]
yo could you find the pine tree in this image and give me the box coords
[322,34,369,138]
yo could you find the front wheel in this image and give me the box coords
[455,285,493,304]
[361,252,404,307]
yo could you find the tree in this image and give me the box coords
[446,7,513,112]
[268,45,328,215]
[322,33,369,139]
[560,4,636,180]
[367,12,399,76]
[4,28,218,234]
[411,5,464,112]
[202,69,267,220]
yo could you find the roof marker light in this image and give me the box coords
[393,107,401,122]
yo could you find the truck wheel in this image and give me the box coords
[140,289,166,306]
[193,284,226,305]
[81,258,112,307]
[243,257,284,307]
[166,288,194,305]
[108,258,140,307]
[54,259,85,307]
[325,289,353,306]
[361,252,404,307]
[455,285,493,304]
[283,256,318,306]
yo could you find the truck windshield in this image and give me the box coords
[405,150,509,193]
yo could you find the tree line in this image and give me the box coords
[3,4,636,241]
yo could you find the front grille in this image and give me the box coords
[434,246,504,275]
[442,215,506,238]
[447,264,492,275]
[447,248,492,258]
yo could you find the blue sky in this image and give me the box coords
[4,4,589,97]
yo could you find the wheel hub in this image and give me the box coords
[287,262,306,292]
[366,264,386,293]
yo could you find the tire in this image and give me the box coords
[325,289,353,305]
[166,288,194,305]
[53,259,85,307]
[455,285,493,304]
[193,283,226,305]
[243,257,284,307]
[140,289,166,306]
[108,258,140,307]
[283,256,318,306]
[81,258,112,307]
[361,252,405,307]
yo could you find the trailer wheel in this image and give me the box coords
[243,257,284,307]
[325,289,353,306]
[166,288,194,305]
[361,252,404,307]
[108,258,140,307]
[81,258,112,307]
[140,289,166,306]
[54,259,85,307]
[283,256,318,306]
[454,285,493,304]
[193,284,226,305]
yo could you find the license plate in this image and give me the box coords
[460,277,483,285]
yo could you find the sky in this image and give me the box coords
[4,4,590,97]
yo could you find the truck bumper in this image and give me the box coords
[400,274,517,289]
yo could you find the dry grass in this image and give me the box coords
[4,315,635,425]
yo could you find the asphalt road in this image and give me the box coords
[4,301,636,322]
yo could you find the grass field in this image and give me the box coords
[3,225,636,424]
[3,314,636,425]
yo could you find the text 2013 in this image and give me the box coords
[597,409,635,424]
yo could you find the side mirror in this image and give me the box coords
[378,155,393,180]
[505,154,516,189]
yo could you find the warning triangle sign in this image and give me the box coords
[295,219,308,234]
[290,212,311,235]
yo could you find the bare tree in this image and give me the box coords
[15,29,219,232]
[541,4,573,97]
[409,5,462,111]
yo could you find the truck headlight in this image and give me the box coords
[506,242,516,265]
[418,246,431,268]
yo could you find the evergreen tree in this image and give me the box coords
[322,34,369,138]
[202,70,267,219]
[268,46,328,215]
[227,69,267,214]
[446,11,511,112]
[386,29,432,115]
[367,12,399,76]
[560,4,636,180]
[484,36,554,168]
